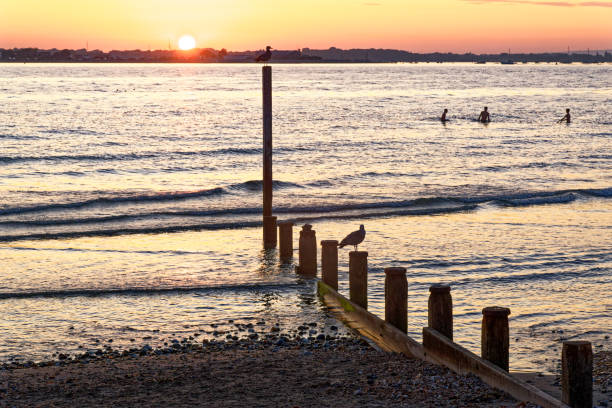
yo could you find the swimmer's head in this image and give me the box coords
[484,106,488,111]
[444,109,448,113]
[566,108,570,113]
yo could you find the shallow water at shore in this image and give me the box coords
[1,197,610,373]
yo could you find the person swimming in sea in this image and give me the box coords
[558,108,571,123]
[478,106,490,123]
[440,108,449,122]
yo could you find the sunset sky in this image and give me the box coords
[1,0,610,53]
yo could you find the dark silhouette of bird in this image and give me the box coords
[256,46,272,63]
[339,225,366,251]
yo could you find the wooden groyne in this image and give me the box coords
[285,223,594,408]
[258,68,592,408]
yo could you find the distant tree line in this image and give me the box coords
[1,47,610,63]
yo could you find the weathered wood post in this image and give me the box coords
[297,224,316,276]
[384,267,407,333]
[562,341,593,408]
[278,221,294,260]
[349,251,368,309]
[263,216,277,250]
[428,284,453,340]
[481,306,511,371]
[262,65,275,249]
[321,240,338,290]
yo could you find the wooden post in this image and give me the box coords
[562,341,593,408]
[428,284,453,340]
[321,240,338,290]
[349,251,368,309]
[384,267,407,333]
[262,66,274,248]
[278,221,294,260]
[297,225,316,276]
[481,306,511,371]
[263,216,277,250]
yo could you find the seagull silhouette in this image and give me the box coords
[339,225,366,251]
[255,46,272,64]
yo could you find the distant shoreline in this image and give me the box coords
[3,60,612,65]
[2,47,611,64]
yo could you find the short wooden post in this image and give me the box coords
[384,267,407,333]
[428,284,453,340]
[321,240,338,290]
[349,251,368,309]
[562,341,593,408]
[481,306,511,371]
[297,225,316,276]
[263,216,277,249]
[278,221,294,260]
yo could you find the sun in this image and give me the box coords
[178,35,196,51]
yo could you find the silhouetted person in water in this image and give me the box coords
[256,46,272,64]
[558,108,571,123]
[440,108,449,122]
[478,106,490,123]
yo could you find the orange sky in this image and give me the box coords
[1,0,610,53]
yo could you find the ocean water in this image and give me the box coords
[0,63,610,373]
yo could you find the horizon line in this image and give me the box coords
[2,45,611,55]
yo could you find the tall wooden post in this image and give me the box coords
[384,267,407,333]
[562,341,593,408]
[428,284,453,340]
[481,306,511,371]
[262,66,275,248]
[349,251,368,309]
[321,240,338,290]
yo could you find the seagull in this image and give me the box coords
[339,225,366,251]
[255,46,273,64]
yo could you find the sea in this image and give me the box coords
[0,62,610,373]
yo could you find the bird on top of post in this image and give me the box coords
[255,46,273,64]
[339,225,366,251]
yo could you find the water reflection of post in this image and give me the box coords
[257,247,277,276]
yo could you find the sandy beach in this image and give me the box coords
[2,333,610,408]
[0,335,520,408]
[2,329,610,408]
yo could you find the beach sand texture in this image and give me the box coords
[0,338,517,408]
